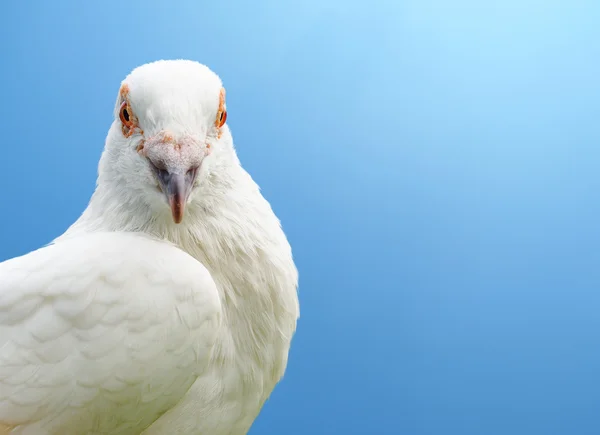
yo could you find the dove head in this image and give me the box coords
[98,59,236,224]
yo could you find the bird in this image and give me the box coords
[0,59,299,435]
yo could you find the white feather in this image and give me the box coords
[0,60,299,435]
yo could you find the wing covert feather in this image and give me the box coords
[0,232,221,434]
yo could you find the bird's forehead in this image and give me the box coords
[120,60,223,126]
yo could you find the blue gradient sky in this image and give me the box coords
[1,1,600,434]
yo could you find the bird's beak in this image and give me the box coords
[152,165,199,223]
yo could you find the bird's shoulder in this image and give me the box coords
[0,231,222,433]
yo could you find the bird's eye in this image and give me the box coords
[119,101,134,128]
[217,110,227,128]
[215,87,227,130]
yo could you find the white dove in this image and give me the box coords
[0,59,299,435]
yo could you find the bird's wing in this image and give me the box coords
[0,232,221,434]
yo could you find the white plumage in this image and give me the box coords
[0,60,299,434]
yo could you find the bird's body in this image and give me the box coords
[0,60,299,434]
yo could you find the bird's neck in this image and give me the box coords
[58,165,299,384]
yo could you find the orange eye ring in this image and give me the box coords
[217,109,227,128]
[119,101,134,128]
[215,87,227,131]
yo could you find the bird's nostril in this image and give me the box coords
[186,166,199,180]
[149,158,167,171]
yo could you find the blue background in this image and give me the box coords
[1,1,600,434]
